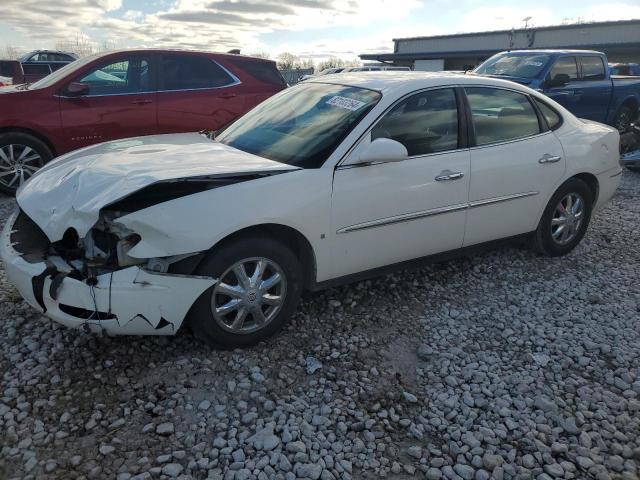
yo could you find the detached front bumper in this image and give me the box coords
[1,210,216,335]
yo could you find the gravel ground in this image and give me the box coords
[0,172,639,480]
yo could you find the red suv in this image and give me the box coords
[0,49,287,193]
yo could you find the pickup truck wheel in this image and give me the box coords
[532,178,593,257]
[0,133,52,195]
[613,104,636,133]
[188,236,303,348]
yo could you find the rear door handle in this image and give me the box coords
[539,154,562,164]
[219,92,237,99]
[131,99,152,105]
[435,171,464,181]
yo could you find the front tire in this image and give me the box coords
[0,132,52,195]
[533,179,593,256]
[188,236,303,348]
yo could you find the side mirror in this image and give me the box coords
[66,82,90,97]
[546,73,570,88]
[355,138,408,165]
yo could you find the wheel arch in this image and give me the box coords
[0,126,57,156]
[571,172,599,204]
[206,223,318,290]
[620,95,639,112]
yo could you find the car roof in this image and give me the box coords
[92,48,275,63]
[306,71,536,96]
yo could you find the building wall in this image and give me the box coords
[395,21,640,55]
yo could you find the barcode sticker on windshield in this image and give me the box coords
[326,96,366,111]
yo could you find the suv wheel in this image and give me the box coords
[0,132,52,195]
[533,178,593,256]
[188,236,303,348]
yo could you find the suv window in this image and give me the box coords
[580,56,606,80]
[77,57,150,95]
[228,57,285,86]
[161,54,235,91]
[549,57,578,82]
[533,97,562,130]
[372,88,459,156]
[465,87,541,146]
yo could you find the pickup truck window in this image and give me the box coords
[533,98,562,130]
[549,57,578,82]
[160,55,236,91]
[580,57,606,81]
[474,53,551,79]
[78,57,150,96]
[465,87,541,146]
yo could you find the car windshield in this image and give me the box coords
[29,54,99,89]
[217,82,381,168]
[474,53,552,79]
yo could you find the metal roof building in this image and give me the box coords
[360,19,640,71]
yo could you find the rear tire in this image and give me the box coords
[532,179,593,257]
[188,236,303,348]
[0,132,52,195]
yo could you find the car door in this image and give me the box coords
[59,53,156,150]
[330,87,470,279]
[575,56,611,123]
[544,56,580,114]
[463,87,565,247]
[156,53,245,133]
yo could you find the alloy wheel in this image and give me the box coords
[551,193,584,245]
[211,257,287,334]
[0,144,43,190]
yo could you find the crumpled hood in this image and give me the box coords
[17,132,298,241]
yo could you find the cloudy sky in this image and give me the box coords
[1,0,639,61]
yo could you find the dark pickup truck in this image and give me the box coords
[473,49,640,132]
[0,50,78,86]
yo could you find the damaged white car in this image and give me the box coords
[1,73,622,347]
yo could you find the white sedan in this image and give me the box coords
[1,72,622,347]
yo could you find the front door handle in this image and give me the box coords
[131,98,152,105]
[435,171,464,181]
[539,154,562,164]
[219,92,237,99]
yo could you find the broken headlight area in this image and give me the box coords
[13,209,201,282]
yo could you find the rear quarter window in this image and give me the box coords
[228,58,286,87]
[533,97,562,130]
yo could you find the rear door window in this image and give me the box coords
[228,57,285,86]
[465,87,541,146]
[160,54,236,91]
[580,56,606,80]
[549,57,578,82]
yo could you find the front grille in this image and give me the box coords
[10,210,50,262]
